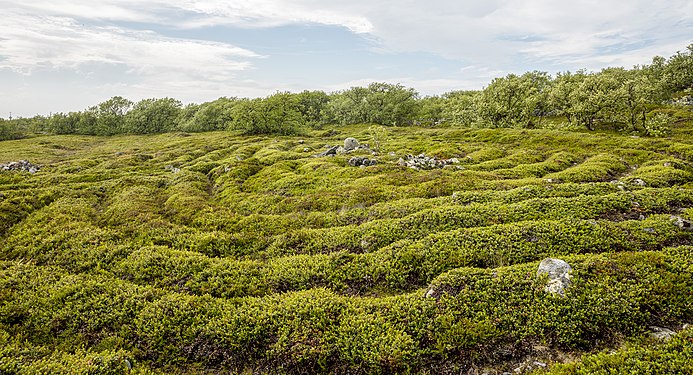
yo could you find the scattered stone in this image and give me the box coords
[671,215,693,231]
[663,162,671,167]
[537,258,572,296]
[315,146,339,157]
[639,214,646,220]
[164,165,181,173]
[0,160,40,173]
[389,152,397,157]
[298,139,305,144]
[344,137,360,151]
[303,148,310,152]
[397,154,460,170]
[348,157,377,167]
[632,178,647,186]
[649,326,676,341]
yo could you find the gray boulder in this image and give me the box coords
[344,137,360,151]
[649,326,676,341]
[537,258,572,296]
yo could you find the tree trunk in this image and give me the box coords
[587,117,594,131]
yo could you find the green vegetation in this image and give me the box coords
[1,115,692,373]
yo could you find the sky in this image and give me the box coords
[1,1,692,118]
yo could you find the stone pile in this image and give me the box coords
[0,160,40,173]
[347,157,377,167]
[315,137,371,158]
[397,154,460,170]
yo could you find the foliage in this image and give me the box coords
[125,98,182,134]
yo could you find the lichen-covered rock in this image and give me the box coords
[649,326,676,341]
[537,258,572,296]
[344,137,360,151]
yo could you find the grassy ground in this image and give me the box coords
[1,122,692,373]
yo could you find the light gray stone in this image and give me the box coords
[537,258,572,296]
[649,326,676,341]
[344,137,360,151]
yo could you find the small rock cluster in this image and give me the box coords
[397,154,460,170]
[537,258,572,296]
[671,215,693,231]
[0,160,40,173]
[315,137,372,157]
[347,157,377,167]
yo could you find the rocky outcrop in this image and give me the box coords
[537,258,572,296]
[1,160,40,173]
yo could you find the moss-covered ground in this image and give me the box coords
[1,123,692,373]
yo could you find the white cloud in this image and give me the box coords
[0,0,691,116]
[0,10,259,74]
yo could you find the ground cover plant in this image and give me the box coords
[1,112,692,374]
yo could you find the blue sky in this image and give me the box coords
[1,0,692,117]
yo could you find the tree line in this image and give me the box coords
[1,44,690,140]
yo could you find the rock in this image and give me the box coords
[348,157,377,167]
[671,216,693,231]
[663,162,671,167]
[298,139,305,144]
[537,258,572,296]
[649,326,676,341]
[643,227,655,233]
[397,153,460,170]
[164,165,181,173]
[315,146,339,157]
[303,148,310,152]
[344,137,360,151]
[0,160,40,173]
[632,178,647,186]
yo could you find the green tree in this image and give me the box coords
[231,92,302,135]
[661,44,693,96]
[548,71,583,125]
[570,71,621,131]
[441,90,480,126]
[364,82,419,126]
[178,98,238,132]
[296,90,331,128]
[125,98,182,134]
[417,96,447,126]
[477,71,551,128]
[48,112,82,134]
[83,96,133,135]
[613,68,656,131]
